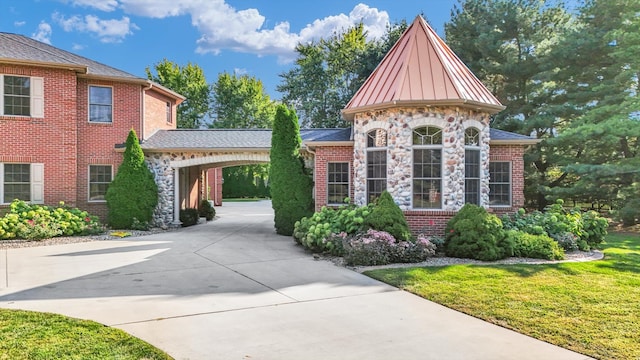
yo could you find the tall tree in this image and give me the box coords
[210,72,276,129]
[146,59,211,129]
[546,0,640,213]
[445,0,575,208]
[105,129,158,229]
[270,105,313,235]
[278,22,407,128]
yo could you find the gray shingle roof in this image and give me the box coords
[0,32,139,80]
[140,127,534,151]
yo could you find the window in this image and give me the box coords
[89,165,112,201]
[0,163,43,204]
[489,162,511,206]
[465,128,481,205]
[166,102,172,123]
[327,162,349,205]
[412,126,442,209]
[1,75,43,117]
[89,86,113,123]
[366,129,387,203]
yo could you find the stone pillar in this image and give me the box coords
[442,114,465,211]
[352,114,367,206]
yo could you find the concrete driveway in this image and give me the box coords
[0,201,590,360]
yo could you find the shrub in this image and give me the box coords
[444,204,512,261]
[199,200,216,221]
[618,198,640,226]
[551,232,580,251]
[293,203,372,253]
[342,230,437,266]
[105,129,158,229]
[179,208,199,227]
[270,105,313,235]
[0,200,102,240]
[365,191,411,241]
[502,199,608,250]
[508,230,565,260]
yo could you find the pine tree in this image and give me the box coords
[269,105,313,235]
[105,129,158,229]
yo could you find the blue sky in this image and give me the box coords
[2,0,460,98]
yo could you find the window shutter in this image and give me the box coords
[31,163,44,204]
[30,77,44,118]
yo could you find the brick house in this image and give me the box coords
[1,16,537,235]
[0,32,184,220]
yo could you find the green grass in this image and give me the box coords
[365,232,640,360]
[0,309,172,360]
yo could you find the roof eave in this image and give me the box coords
[490,139,541,145]
[0,58,87,73]
[342,99,506,120]
[303,140,354,147]
[134,147,272,153]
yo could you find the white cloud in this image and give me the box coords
[233,68,248,76]
[32,21,52,44]
[72,43,85,50]
[64,0,119,12]
[14,20,26,27]
[115,0,389,62]
[53,12,139,43]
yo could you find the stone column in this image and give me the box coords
[172,167,181,225]
[442,113,465,211]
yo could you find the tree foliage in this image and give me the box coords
[269,105,313,235]
[277,22,407,128]
[446,0,640,214]
[210,72,276,129]
[146,59,211,129]
[105,129,158,229]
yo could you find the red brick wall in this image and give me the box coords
[74,78,143,220]
[143,89,176,139]
[313,146,354,211]
[404,210,458,236]
[490,144,526,216]
[206,168,223,206]
[0,65,78,208]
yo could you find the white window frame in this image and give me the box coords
[366,129,387,204]
[489,161,512,207]
[464,127,482,206]
[411,126,443,210]
[88,164,113,202]
[0,75,44,118]
[0,163,44,204]
[88,85,113,123]
[327,162,350,206]
[166,101,172,124]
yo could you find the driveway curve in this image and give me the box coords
[0,201,591,359]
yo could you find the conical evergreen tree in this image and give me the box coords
[269,105,313,235]
[105,129,158,229]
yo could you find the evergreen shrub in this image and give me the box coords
[365,191,411,241]
[199,200,216,221]
[444,204,513,261]
[508,230,565,260]
[105,129,158,229]
[179,208,199,227]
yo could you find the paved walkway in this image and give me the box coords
[0,201,591,359]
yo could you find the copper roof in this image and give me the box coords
[342,16,504,120]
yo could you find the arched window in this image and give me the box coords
[465,127,481,205]
[366,129,387,203]
[412,126,442,209]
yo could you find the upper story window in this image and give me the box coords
[89,85,113,123]
[464,128,481,205]
[366,129,387,203]
[1,75,44,118]
[166,102,172,123]
[412,126,443,209]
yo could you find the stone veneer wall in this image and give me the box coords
[352,106,491,212]
[145,151,270,228]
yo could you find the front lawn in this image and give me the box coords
[0,309,172,360]
[365,232,640,360]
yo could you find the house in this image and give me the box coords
[1,15,536,235]
[0,32,184,220]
